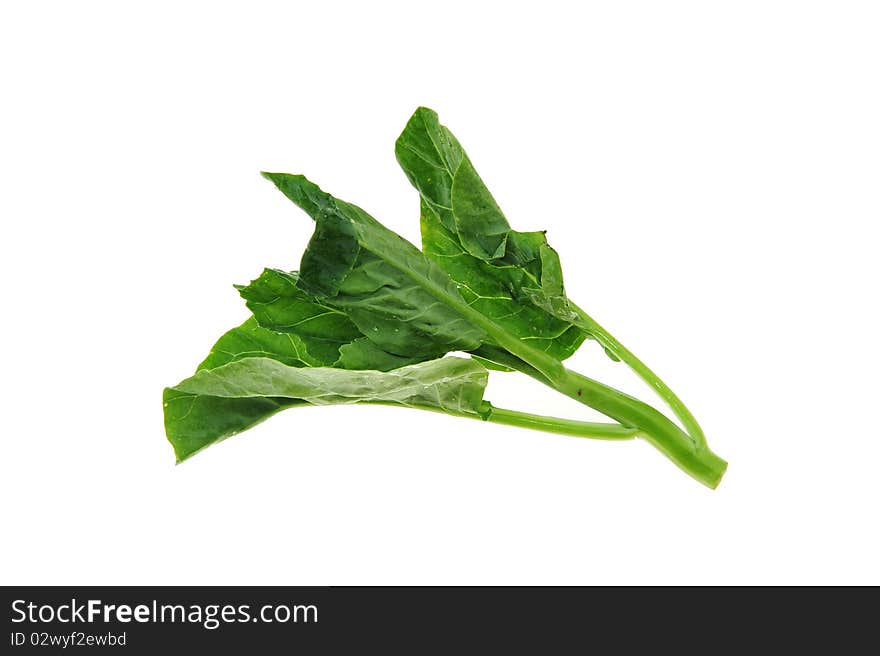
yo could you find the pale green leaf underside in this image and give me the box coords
[164,356,488,462]
[174,355,487,409]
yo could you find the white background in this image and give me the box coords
[2,1,878,585]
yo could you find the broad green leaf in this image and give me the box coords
[396,107,511,260]
[169,308,432,463]
[164,356,489,461]
[394,107,463,231]
[168,315,334,463]
[395,108,587,361]
[261,172,486,359]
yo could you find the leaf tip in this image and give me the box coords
[261,171,310,186]
[399,107,439,141]
[413,105,437,117]
[260,170,283,184]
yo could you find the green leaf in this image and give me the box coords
[167,315,336,462]
[394,107,463,231]
[164,356,489,461]
[168,308,433,463]
[396,108,587,361]
[396,108,509,260]
[163,388,301,463]
[261,172,487,359]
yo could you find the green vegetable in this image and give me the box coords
[164,107,727,488]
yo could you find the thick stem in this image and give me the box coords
[486,403,724,486]
[571,304,707,449]
[554,368,726,488]
[472,345,727,488]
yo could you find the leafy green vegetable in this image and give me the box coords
[164,107,727,488]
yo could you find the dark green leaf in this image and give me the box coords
[396,108,588,361]
[261,172,486,359]
[394,107,463,231]
[163,388,301,463]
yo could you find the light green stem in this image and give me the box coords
[571,303,707,449]
[486,403,725,487]
[482,404,640,440]
[472,345,726,488]
[370,401,639,442]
